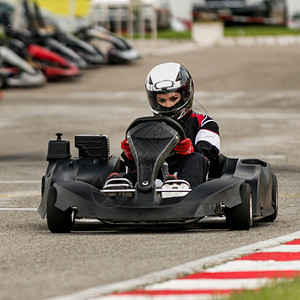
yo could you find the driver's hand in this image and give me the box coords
[174,138,194,155]
[121,139,134,160]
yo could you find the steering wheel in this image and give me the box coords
[125,116,186,141]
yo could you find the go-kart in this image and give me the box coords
[75,26,140,64]
[0,45,46,88]
[38,116,278,233]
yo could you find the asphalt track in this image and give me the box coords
[0,42,300,300]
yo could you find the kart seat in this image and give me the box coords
[208,153,237,179]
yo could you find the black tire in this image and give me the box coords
[41,176,45,197]
[226,183,253,230]
[262,172,278,222]
[46,186,73,233]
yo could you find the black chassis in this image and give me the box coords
[38,116,277,232]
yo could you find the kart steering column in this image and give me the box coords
[127,121,180,194]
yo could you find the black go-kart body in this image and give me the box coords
[38,116,278,233]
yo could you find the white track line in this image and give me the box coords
[47,231,300,300]
[0,180,40,184]
[0,208,37,211]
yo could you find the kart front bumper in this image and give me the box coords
[39,177,244,222]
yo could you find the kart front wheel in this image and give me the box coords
[47,186,73,233]
[226,183,253,230]
[262,172,278,222]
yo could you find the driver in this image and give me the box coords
[108,62,220,189]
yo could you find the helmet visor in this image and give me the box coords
[147,84,190,115]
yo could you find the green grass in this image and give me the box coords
[150,25,300,39]
[157,29,192,39]
[127,29,192,40]
[113,24,300,40]
[224,25,300,37]
[224,277,300,300]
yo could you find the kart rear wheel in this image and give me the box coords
[226,183,253,230]
[47,186,73,233]
[262,172,278,222]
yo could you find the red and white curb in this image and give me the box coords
[97,236,300,300]
[49,231,300,300]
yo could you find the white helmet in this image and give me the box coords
[145,62,194,120]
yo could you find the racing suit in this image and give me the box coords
[122,110,220,188]
[166,110,220,187]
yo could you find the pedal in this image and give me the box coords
[161,179,191,198]
[103,178,133,197]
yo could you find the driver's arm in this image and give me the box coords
[194,118,220,160]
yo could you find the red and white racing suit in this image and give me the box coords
[166,110,220,187]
